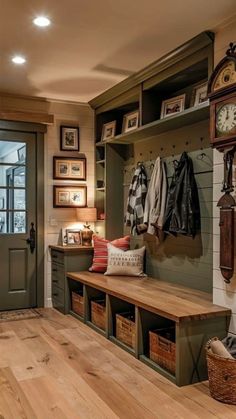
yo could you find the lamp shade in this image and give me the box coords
[76,207,97,223]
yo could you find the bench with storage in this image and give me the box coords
[66,271,231,386]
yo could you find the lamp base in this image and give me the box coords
[81,228,93,247]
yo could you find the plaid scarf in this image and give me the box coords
[125,164,147,235]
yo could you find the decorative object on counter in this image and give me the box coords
[89,235,130,273]
[141,156,168,238]
[125,162,147,235]
[163,151,200,237]
[192,82,208,106]
[53,156,86,181]
[105,244,146,277]
[160,94,185,119]
[122,110,139,133]
[101,120,116,141]
[61,228,68,245]
[53,185,87,208]
[60,125,79,151]
[76,207,97,246]
[66,229,81,245]
[207,42,236,283]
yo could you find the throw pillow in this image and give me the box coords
[89,235,130,273]
[105,244,146,277]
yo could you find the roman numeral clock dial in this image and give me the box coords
[216,103,236,135]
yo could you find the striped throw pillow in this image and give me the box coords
[89,235,130,273]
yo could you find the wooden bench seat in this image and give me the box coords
[67,271,230,323]
[66,271,231,386]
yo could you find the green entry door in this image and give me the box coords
[0,130,37,310]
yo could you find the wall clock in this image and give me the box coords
[208,42,236,283]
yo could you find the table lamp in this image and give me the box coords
[76,207,97,246]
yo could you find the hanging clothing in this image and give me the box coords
[125,164,147,235]
[163,151,200,237]
[143,157,168,235]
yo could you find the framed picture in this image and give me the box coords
[53,156,86,181]
[160,94,186,119]
[60,126,79,151]
[66,229,81,245]
[101,121,116,141]
[53,185,87,208]
[17,145,26,162]
[192,82,208,106]
[122,110,139,133]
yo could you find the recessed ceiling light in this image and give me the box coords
[33,16,51,27]
[12,56,26,64]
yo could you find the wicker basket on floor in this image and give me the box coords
[206,337,236,404]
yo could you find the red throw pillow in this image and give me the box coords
[89,235,130,273]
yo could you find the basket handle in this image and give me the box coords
[158,336,172,352]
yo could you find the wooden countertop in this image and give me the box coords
[50,245,93,253]
[67,271,231,323]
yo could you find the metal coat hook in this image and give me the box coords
[197,152,206,160]
[200,137,204,150]
[171,144,176,157]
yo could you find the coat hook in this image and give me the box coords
[200,137,204,150]
[172,144,175,157]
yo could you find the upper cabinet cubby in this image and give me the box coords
[90,31,214,145]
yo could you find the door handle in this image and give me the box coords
[26,222,36,254]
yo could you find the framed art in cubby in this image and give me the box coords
[122,110,139,133]
[192,82,208,106]
[53,156,86,181]
[101,120,116,141]
[60,126,79,151]
[160,94,185,119]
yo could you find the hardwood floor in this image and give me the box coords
[0,308,235,419]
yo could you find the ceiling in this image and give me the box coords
[0,0,236,103]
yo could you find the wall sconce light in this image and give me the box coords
[76,207,97,246]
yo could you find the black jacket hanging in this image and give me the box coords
[163,151,200,237]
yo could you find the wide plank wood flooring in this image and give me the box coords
[0,308,235,419]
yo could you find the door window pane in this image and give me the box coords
[0,141,26,234]
[14,212,26,233]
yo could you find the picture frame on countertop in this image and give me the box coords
[60,125,79,151]
[66,229,81,245]
[160,94,186,119]
[122,110,139,133]
[53,185,87,208]
[101,120,116,141]
[53,156,86,181]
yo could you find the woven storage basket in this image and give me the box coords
[206,337,236,404]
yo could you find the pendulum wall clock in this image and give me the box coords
[208,42,236,283]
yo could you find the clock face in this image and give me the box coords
[213,61,236,91]
[216,103,236,135]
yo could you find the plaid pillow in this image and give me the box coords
[89,235,130,273]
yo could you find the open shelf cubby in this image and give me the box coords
[138,308,176,382]
[108,295,136,355]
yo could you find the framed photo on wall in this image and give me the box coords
[53,185,87,208]
[60,126,79,151]
[122,110,139,133]
[101,121,116,141]
[53,156,86,180]
[160,94,185,119]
